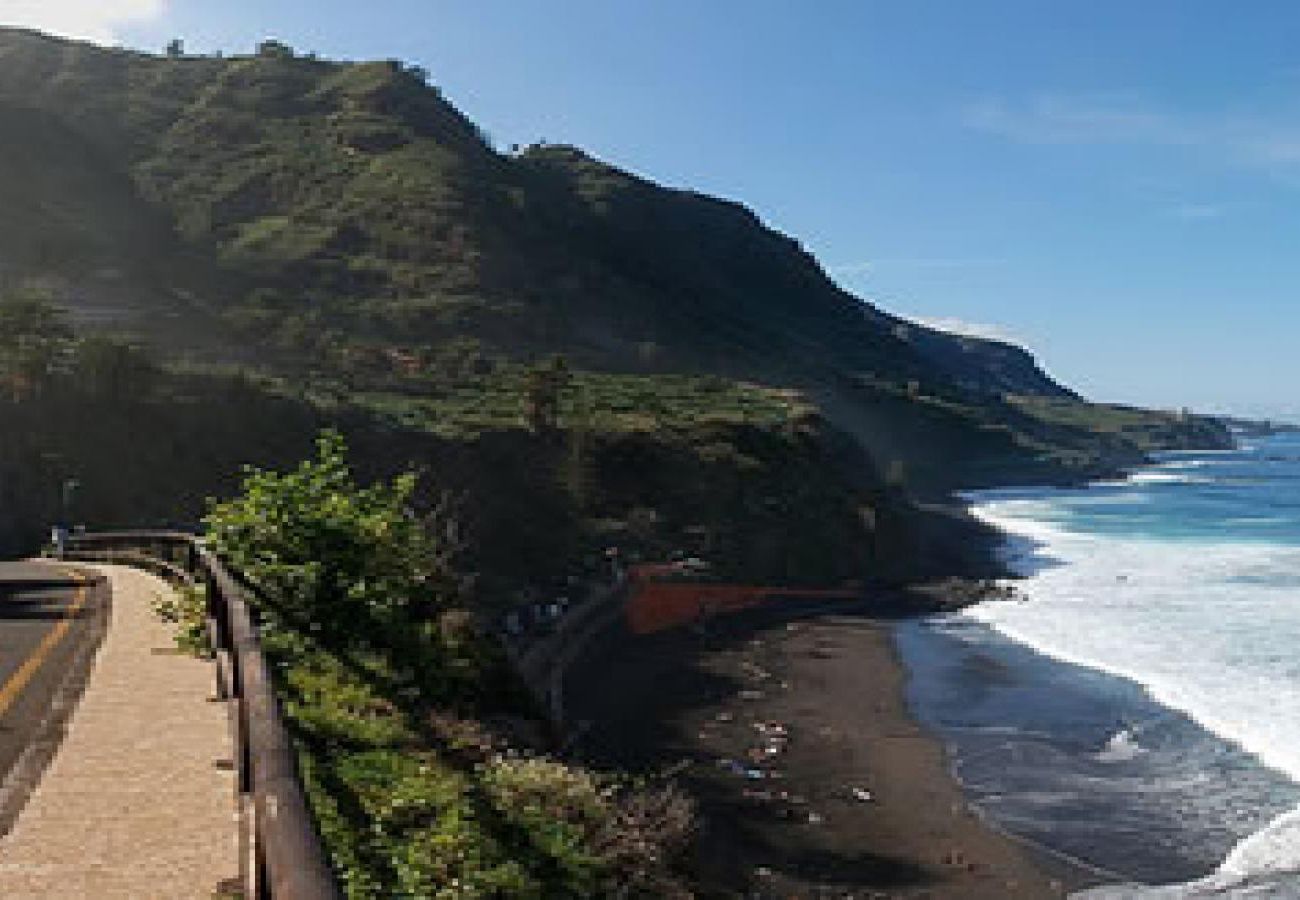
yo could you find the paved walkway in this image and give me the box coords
[0,563,238,898]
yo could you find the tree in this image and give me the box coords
[256,39,295,60]
[204,431,460,641]
[72,336,157,401]
[523,356,570,433]
[563,383,593,509]
[0,289,73,402]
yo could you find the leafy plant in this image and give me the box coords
[204,430,458,643]
[0,288,74,401]
[202,433,694,897]
[151,582,212,657]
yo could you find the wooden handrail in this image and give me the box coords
[65,531,340,900]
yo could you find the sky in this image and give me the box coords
[4,1,1300,418]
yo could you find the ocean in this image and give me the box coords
[896,432,1300,897]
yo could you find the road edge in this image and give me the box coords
[0,566,111,837]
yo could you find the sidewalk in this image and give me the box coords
[0,563,239,898]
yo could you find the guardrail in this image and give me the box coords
[63,531,340,900]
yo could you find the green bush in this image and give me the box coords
[150,582,211,657]
[204,429,456,641]
[203,432,694,897]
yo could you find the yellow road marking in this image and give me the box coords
[0,571,90,719]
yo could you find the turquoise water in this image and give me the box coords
[898,433,1300,897]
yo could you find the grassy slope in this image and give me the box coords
[0,28,1234,550]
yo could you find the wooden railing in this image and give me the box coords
[63,531,340,900]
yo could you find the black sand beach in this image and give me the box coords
[566,597,1102,897]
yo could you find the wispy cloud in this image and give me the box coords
[828,261,877,277]
[829,257,1004,277]
[0,0,167,44]
[962,92,1300,179]
[961,93,1191,146]
[1168,202,1226,221]
[911,315,1027,346]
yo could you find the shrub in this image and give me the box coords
[151,582,211,657]
[204,433,695,897]
[204,430,457,642]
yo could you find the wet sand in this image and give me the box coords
[565,599,1101,897]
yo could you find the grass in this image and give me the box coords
[1008,395,1197,443]
[350,367,810,439]
[191,433,696,897]
[267,626,694,898]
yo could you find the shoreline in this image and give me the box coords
[562,437,1257,896]
[566,595,1105,897]
[941,448,1300,889]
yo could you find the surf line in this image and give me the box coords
[0,572,91,719]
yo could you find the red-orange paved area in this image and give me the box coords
[625,568,858,635]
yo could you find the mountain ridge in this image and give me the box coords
[0,27,1065,398]
[0,27,1228,500]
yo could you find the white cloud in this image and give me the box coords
[962,92,1300,179]
[828,261,876,276]
[911,315,1026,347]
[961,93,1190,146]
[0,0,167,44]
[1169,203,1225,221]
[829,257,1003,277]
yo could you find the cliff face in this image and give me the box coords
[0,28,1229,498]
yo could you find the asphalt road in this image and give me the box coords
[0,562,109,834]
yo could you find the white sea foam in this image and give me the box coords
[964,491,1300,897]
[1128,470,1213,485]
[1096,728,1148,764]
[1076,808,1300,897]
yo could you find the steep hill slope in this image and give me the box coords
[0,29,1056,390]
[0,27,1227,495]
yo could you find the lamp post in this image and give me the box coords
[50,477,80,559]
[61,478,80,527]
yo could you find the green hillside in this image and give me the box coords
[0,26,1230,528]
[0,30,1064,390]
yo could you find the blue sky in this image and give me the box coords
[9,2,1300,418]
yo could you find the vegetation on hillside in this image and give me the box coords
[0,290,919,588]
[203,433,695,898]
[0,25,1218,503]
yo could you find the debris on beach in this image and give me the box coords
[750,721,790,759]
[851,787,874,803]
[717,757,769,780]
